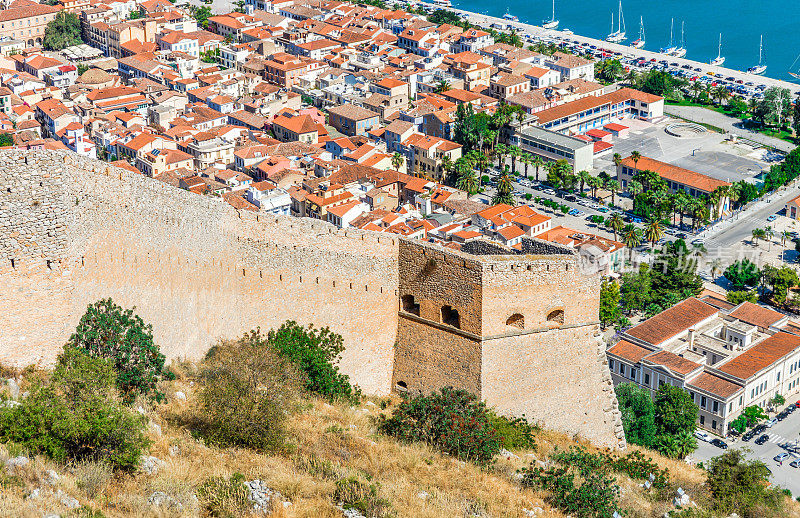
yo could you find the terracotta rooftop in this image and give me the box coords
[717,332,800,380]
[625,297,718,346]
[643,350,701,376]
[728,302,785,329]
[606,339,653,363]
[620,155,730,194]
[687,372,742,399]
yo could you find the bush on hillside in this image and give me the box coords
[198,331,305,452]
[197,473,250,517]
[707,449,784,517]
[68,298,173,402]
[488,412,538,450]
[267,321,360,403]
[377,387,501,465]
[520,464,620,518]
[0,347,150,471]
[334,476,392,518]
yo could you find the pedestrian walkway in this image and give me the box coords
[664,105,794,153]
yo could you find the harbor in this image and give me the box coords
[448,7,800,96]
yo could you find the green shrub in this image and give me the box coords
[520,464,620,518]
[707,450,783,516]
[67,298,173,402]
[0,347,150,471]
[334,476,392,517]
[267,321,360,403]
[488,412,538,450]
[198,332,304,452]
[377,387,501,465]
[197,473,250,517]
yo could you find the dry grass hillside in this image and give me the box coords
[1,369,800,518]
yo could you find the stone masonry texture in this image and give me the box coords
[0,149,625,449]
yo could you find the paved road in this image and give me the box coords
[692,406,800,496]
[701,182,800,251]
[664,105,795,153]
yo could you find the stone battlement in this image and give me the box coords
[0,150,625,449]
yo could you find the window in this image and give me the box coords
[609,359,615,370]
[546,309,564,325]
[401,294,419,316]
[712,419,717,429]
[620,364,625,376]
[644,373,650,385]
[700,415,705,425]
[712,401,719,413]
[701,396,707,408]
[506,313,525,329]
[441,305,460,328]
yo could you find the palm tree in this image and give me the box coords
[764,226,774,251]
[608,213,624,242]
[630,150,641,169]
[588,176,602,199]
[456,168,478,194]
[673,191,689,229]
[612,153,622,169]
[783,230,792,261]
[509,145,522,175]
[577,170,591,194]
[495,143,509,169]
[440,155,453,181]
[623,69,638,86]
[710,258,722,280]
[391,152,404,171]
[645,219,664,250]
[606,179,620,206]
[434,79,451,93]
[628,180,643,212]
[622,224,642,260]
[690,81,704,102]
[496,171,513,195]
[752,228,764,247]
[532,156,544,182]
[714,86,731,106]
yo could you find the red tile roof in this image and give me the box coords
[625,297,718,346]
[729,302,785,329]
[620,155,730,194]
[717,332,800,380]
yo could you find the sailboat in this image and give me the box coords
[788,53,800,80]
[630,16,645,48]
[748,35,767,75]
[661,18,677,55]
[671,21,686,57]
[710,33,725,66]
[606,0,626,43]
[542,0,559,29]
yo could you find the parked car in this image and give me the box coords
[765,418,779,428]
[694,430,711,442]
[755,434,769,445]
[774,452,791,462]
[742,430,755,442]
[790,459,800,468]
[767,214,778,222]
[711,438,728,449]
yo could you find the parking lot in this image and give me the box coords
[692,403,800,496]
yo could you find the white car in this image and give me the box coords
[765,418,778,428]
[694,430,711,442]
[774,452,791,462]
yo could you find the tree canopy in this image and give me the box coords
[615,383,656,447]
[43,11,82,51]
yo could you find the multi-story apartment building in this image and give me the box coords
[0,0,60,47]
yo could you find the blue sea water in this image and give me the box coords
[450,0,800,83]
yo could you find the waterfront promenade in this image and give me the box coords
[451,9,800,96]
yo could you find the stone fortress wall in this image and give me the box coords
[0,150,624,448]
